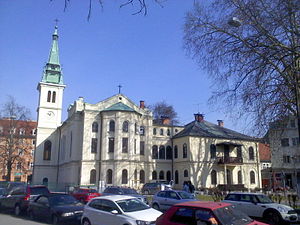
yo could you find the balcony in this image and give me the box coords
[216,157,243,165]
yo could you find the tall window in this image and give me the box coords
[160,129,164,135]
[109,120,115,132]
[122,121,129,132]
[108,138,114,152]
[175,170,179,184]
[140,126,145,136]
[122,169,128,184]
[52,91,56,103]
[106,169,113,184]
[91,138,98,153]
[166,171,171,182]
[167,129,170,136]
[238,170,242,184]
[166,146,172,159]
[122,138,128,153]
[184,170,188,177]
[174,145,178,158]
[211,170,217,185]
[152,171,157,180]
[159,145,165,159]
[153,128,157,135]
[140,170,145,183]
[159,171,164,180]
[249,147,254,160]
[90,169,96,184]
[47,91,51,102]
[140,141,145,155]
[210,144,216,159]
[152,145,158,159]
[43,140,52,160]
[92,122,98,132]
[250,171,255,184]
[237,146,242,158]
[183,143,187,158]
[134,169,137,183]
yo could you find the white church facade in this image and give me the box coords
[33,27,262,191]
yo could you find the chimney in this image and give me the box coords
[217,120,224,127]
[161,116,171,125]
[194,113,204,122]
[140,100,145,109]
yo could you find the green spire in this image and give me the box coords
[42,26,63,84]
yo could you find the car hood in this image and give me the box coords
[263,203,294,212]
[53,204,84,213]
[125,208,162,221]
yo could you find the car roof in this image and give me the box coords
[227,192,263,195]
[175,201,232,210]
[93,195,136,201]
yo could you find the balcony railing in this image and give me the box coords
[216,157,243,164]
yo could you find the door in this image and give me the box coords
[164,191,180,210]
[224,145,230,160]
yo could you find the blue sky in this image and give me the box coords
[0,0,246,132]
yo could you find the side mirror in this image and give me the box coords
[111,210,119,214]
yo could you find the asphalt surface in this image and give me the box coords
[0,212,49,225]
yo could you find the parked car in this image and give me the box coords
[141,181,172,195]
[71,188,101,203]
[103,186,148,204]
[81,195,162,225]
[223,192,298,224]
[155,201,268,225]
[0,188,6,197]
[152,190,198,211]
[0,184,50,216]
[27,193,84,225]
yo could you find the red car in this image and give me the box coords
[155,201,269,225]
[70,188,101,203]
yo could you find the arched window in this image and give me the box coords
[92,122,98,132]
[166,171,171,182]
[43,140,52,160]
[183,143,187,158]
[153,128,157,135]
[140,126,145,136]
[175,170,179,184]
[226,169,232,185]
[211,170,217,185]
[42,177,48,186]
[152,171,157,180]
[152,145,158,159]
[237,146,242,158]
[166,146,172,159]
[160,129,164,135]
[167,129,170,136]
[140,170,145,184]
[122,121,129,132]
[159,171,164,180]
[238,170,242,184]
[210,144,216,159]
[106,169,113,184]
[90,169,96,184]
[134,169,137,183]
[174,145,178,158]
[52,91,56,103]
[250,171,255,184]
[184,170,188,177]
[249,147,254,160]
[109,120,115,132]
[122,169,128,184]
[159,145,165,159]
[47,91,51,102]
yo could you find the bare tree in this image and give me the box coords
[0,96,34,182]
[184,0,300,135]
[150,101,179,125]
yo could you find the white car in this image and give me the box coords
[223,192,298,224]
[81,195,162,225]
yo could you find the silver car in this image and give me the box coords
[151,190,197,211]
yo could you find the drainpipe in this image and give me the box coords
[56,126,62,190]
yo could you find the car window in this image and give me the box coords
[89,199,103,210]
[157,191,166,197]
[170,207,196,225]
[225,194,239,201]
[240,194,252,202]
[195,209,215,222]
[49,195,78,206]
[166,191,179,199]
[122,188,138,195]
[30,187,50,195]
[36,196,49,205]
[117,198,149,212]
[214,205,253,225]
[101,199,120,212]
[178,192,195,199]
[89,189,98,193]
[11,186,25,195]
[256,195,273,204]
[104,188,122,194]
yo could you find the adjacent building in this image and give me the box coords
[33,26,262,191]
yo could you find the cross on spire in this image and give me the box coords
[54,19,59,27]
[118,85,122,94]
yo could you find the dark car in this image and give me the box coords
[0,184,50,216]
[28,193,84,225]
[70,188,101,203]
[102,186,148,204]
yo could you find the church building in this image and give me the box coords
[33,26,262,191]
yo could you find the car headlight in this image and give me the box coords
[61,212,75,217]
[277,206,289,213]
[136,220,152,225]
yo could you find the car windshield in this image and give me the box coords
[256,195,273,203]
[122,188,138,195]
[49,195,79,206]
[213,205,253,225]
[178,192,195,199]
[88,189,98,193]
[116,198,149,212]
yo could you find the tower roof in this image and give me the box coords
[41,26,63,85]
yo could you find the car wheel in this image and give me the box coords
[152,203,160,210]
[265,210,283,225]
[52,215,60,225]
[82,218,91,225]
[14,204,21,216]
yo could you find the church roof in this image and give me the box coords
[102,102,137,113]
[173,120,257,142]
